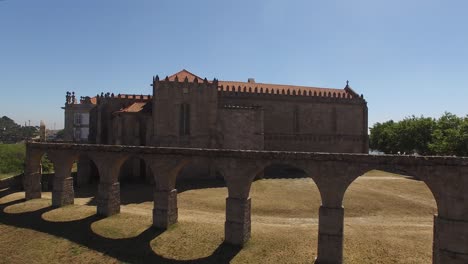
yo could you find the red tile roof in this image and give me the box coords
[114,102,151,114]
[162,69,355,98]
[218,81,348,97]
[167,69,204,82]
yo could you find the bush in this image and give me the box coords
[0,143,26,174]
[0,143,54,175]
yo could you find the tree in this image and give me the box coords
[370,113,466,156]
[0,116,38,143]
[429,113,467,156]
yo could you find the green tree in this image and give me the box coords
[370,113,468,156]
[429,113,467,156]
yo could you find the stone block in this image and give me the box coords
[434,216,468,254]
[225,220,251,246]
[224,197,251,246]
[24,172,42,200]
[226,197,251,224]
[318,206,344,235]
[97,182,120,216]
[153,208,178,229]
[316,233,343,264]
[154,189,177,210]
[437,249,468,264]
[153,189,178,229]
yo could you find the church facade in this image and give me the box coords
[63,69,368,182]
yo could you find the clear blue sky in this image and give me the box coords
[1,0,467,129]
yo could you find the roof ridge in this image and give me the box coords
[218,80,343,91]
[167,69,204,81]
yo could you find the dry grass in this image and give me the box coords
[0,170,437,263]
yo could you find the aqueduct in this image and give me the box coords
[23,142,468,264]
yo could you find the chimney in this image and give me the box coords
[248,78,255,83]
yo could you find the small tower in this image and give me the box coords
[39,120,46,142]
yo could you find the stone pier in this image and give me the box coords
[225,197,251,246]
[52,176,74,207]
[315,206,345,264]
[97,182,120,216]
[433,215,468,264]
[153,189,178,229]
[24,171,42,200]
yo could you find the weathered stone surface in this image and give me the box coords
[225,197,251,246]
[316,206,344,264]
[52,177,74,207]
[153,189,178,229]
[434,216,468,254]
[97,182,120,216]
[24,172,42,200]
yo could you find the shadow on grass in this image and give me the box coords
[0,197,240,264]
[75,178,229,207]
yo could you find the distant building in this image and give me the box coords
[64,69,369,183]
[62,93,96,142]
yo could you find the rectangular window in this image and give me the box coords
[74,113,82,125]
[74,128,81,140]
[81,113,90,125]
[179,103,190,136]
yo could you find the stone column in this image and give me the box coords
[24,171,42,200]
[433,215,468,264]
[315,206,344,264]
[153,189,178,229]
[225,197,251,246]
[97,182,120,216]
[52,177,74,207]
[50,155,75,207]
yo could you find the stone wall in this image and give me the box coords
[152,78,218,148]
[0,174,23,189]
[219,92,368,153]
[218,106,264,150]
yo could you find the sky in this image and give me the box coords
[0,0,467,129]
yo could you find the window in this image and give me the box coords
[179,103,190,136]
[74,113,82,125]
[74,128,81,140]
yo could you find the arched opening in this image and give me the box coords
[151,158,229,260]
[5,150,53,214]
[89,155,154,240]
[73,154,100,207]
[260,163,308,179]
[119,156,152,184]
[343,169,437,263]
[118,156,153,205]
[39,153,55,192]
[176,158,225,193]
[249,163,321,262]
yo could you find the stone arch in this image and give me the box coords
[24,148,48,200]
[342,166,438,263]
[24,148,79,207]
[250,160,323,254]
[118,154,153,184]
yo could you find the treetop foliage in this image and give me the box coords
[0,116,38,143]
[370,112,468,156]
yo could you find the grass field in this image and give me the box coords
[0,170,436,263]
